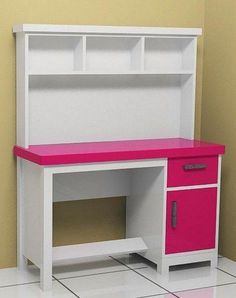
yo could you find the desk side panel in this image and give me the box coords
[22,161,44,267]
[126,162,167,263]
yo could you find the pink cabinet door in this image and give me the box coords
[165,188,217,254]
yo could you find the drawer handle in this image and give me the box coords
[171,201,177,229]
[183,163,207,171]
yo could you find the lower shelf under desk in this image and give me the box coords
[53,238,147,263]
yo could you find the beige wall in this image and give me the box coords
[0,0,205,268]
[202,0,236,260]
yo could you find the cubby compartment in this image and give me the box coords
[144,37,195,72]
[86,36,143,72]
[28,35,84,73]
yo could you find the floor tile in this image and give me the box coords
[176,283,236,298]
[0,266,40,288]
[61,269,167,298]
[53,256,130,279]
[112,253,150,269]
[217,257,236,276]
[135,262,236,292]
[0,280,75,298]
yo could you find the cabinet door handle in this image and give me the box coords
[171,201,177,229]
[183,163,207,171]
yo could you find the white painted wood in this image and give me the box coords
[215,155,222,260]
[13,24,202,36]
[131,37,143,70]
[162,160,168,257]
[40,168,53,291]
[52,160,167,202]
[140,37,145,71]
[47,159,167,174]
[164,248,217,258]
[28,70,194,75]
[126,160,167,263]
[82,35,86,71]
[22,161,52,290]
[182,37,196,71]
[29,35,83,72]
[158,250,218,273]
[86,36,142,71]
[14,25,208,289]
[53,238,147,262]
[28,75,183,144]
[17,158,28,270]
[180,38,197,139]
[144,37,195,72]
[74,37,84,70]
[16,33,29,147]
[16,26,201,146]
[180,75,195,138]
[23,160,43,266]
[53,169,131,201]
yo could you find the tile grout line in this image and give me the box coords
[109,256,180,298]
[0,280,39,289]
[137,293,177,298]
[56,266,148,281]
[216,267,236,279]
[53,275,80,298]
[0,258,227,294]
[0,265,146,292]
[0,272,58,290]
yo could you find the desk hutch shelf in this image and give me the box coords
[13,24,225,291]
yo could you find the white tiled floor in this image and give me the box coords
[1,255,236,298]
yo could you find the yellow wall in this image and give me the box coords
[0,0,205,268]
[202,0,236,260]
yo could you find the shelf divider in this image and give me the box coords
[28,70,194,76]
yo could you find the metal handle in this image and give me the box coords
[183,163,207,171]
[171,201,177,229]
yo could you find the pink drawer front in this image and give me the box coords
[167,156,218,187]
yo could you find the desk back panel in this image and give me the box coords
[28,75,193,145]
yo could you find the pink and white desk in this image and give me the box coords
[14,138,225,290]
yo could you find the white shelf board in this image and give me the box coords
[52,237,147,263]
[13,24,202,36]
[29,70,194,76]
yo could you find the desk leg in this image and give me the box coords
[211,254,218,268]
[40,169,53,291]
[156,257,169,275]
[17,158,28,270]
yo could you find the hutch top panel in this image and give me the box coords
[13,24,202,36]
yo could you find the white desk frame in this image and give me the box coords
[18,157,172,290]
[17,155,221,290]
